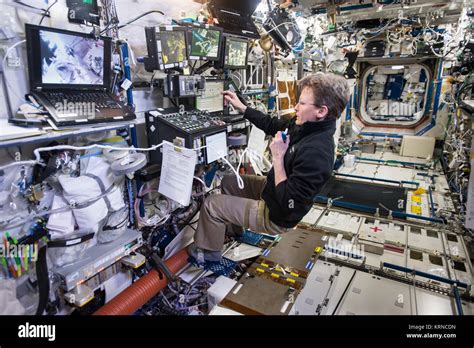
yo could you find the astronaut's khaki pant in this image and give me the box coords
[194,175,290,252]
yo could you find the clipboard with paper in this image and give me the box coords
[158,141,197,206]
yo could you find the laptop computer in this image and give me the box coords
[25,24,135,127]
[208,0,261,39]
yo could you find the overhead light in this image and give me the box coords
[392,65,405,70]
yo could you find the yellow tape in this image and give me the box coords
[290,272,299,277]
[261,263,269,267]
[411,206,422,215]
[413,188,426,195]
[271,273,280,278]
[256,268,264,273]
[286,278,296,283]
[412,195,422,203]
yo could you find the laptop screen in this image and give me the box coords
[40,30,105,85]
[196,80,224,113]
[26,24,112,90]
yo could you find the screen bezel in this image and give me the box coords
[156,26,188,70]
[224,36,249,69]
[187,23,223,62]
[25,23,112,91]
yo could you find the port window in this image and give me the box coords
[410,250,423,261]
[426,230,438,239]
[453,261,467,272]
[410,227,421,235]
[446,234,458,242]
[364,218,375,225]
[429,255,443,266]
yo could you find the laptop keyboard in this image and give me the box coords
[44,92,121,109]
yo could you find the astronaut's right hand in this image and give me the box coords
[222,90,247,113]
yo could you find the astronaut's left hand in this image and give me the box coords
[270,131,290,160]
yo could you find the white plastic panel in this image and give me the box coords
[337,162,377,178]
[376,166,417,183]
[406,249,450,284]
[411,287,454,315]
[301,206,325,225]
[406,191,431,220]
[407,226,443,254]
[335,271,412,315]
[358,218,387,245]
[442,233,468,260]
[317,211,362,236]
[447,260,472,287]
[385,222,408,246]
[380,151,428,164]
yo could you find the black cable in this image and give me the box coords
[14,1,46,12]
[117,10,165,29]
[266,0,272,11]
[331,270,356,315]
[35,246,49,315]
[150,71,157,87]
[39,0,58,25]
[455,83,473,103]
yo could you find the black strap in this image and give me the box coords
[48,233,94,248]
[150,252,177,284]
[35,245,49,315]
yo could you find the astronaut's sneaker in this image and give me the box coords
[187,244,222,263]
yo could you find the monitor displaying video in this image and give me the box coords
[196,80,224,113]
[160,30,187,66]
[189,26,222,60]
[39,29,105,85]
[224,37,248,69]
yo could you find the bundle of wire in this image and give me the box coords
[134,185,170,227]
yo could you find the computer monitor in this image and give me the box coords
[196,80,224,113]
[224,36,249,69]
[188,24,223,61]
[144,26,188,71]
[205,131,228,164]
[25,24,112,90]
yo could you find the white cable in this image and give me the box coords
[243,66,259,93]
[231,72,242,90]
[264,21,297,35]
[0,160,39,172]
[31,140,247,190]
[222,156,244,189]
[2,40,27,102]
[33,142,206,163]
[193,176,206,188]
[220,147,248,190]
